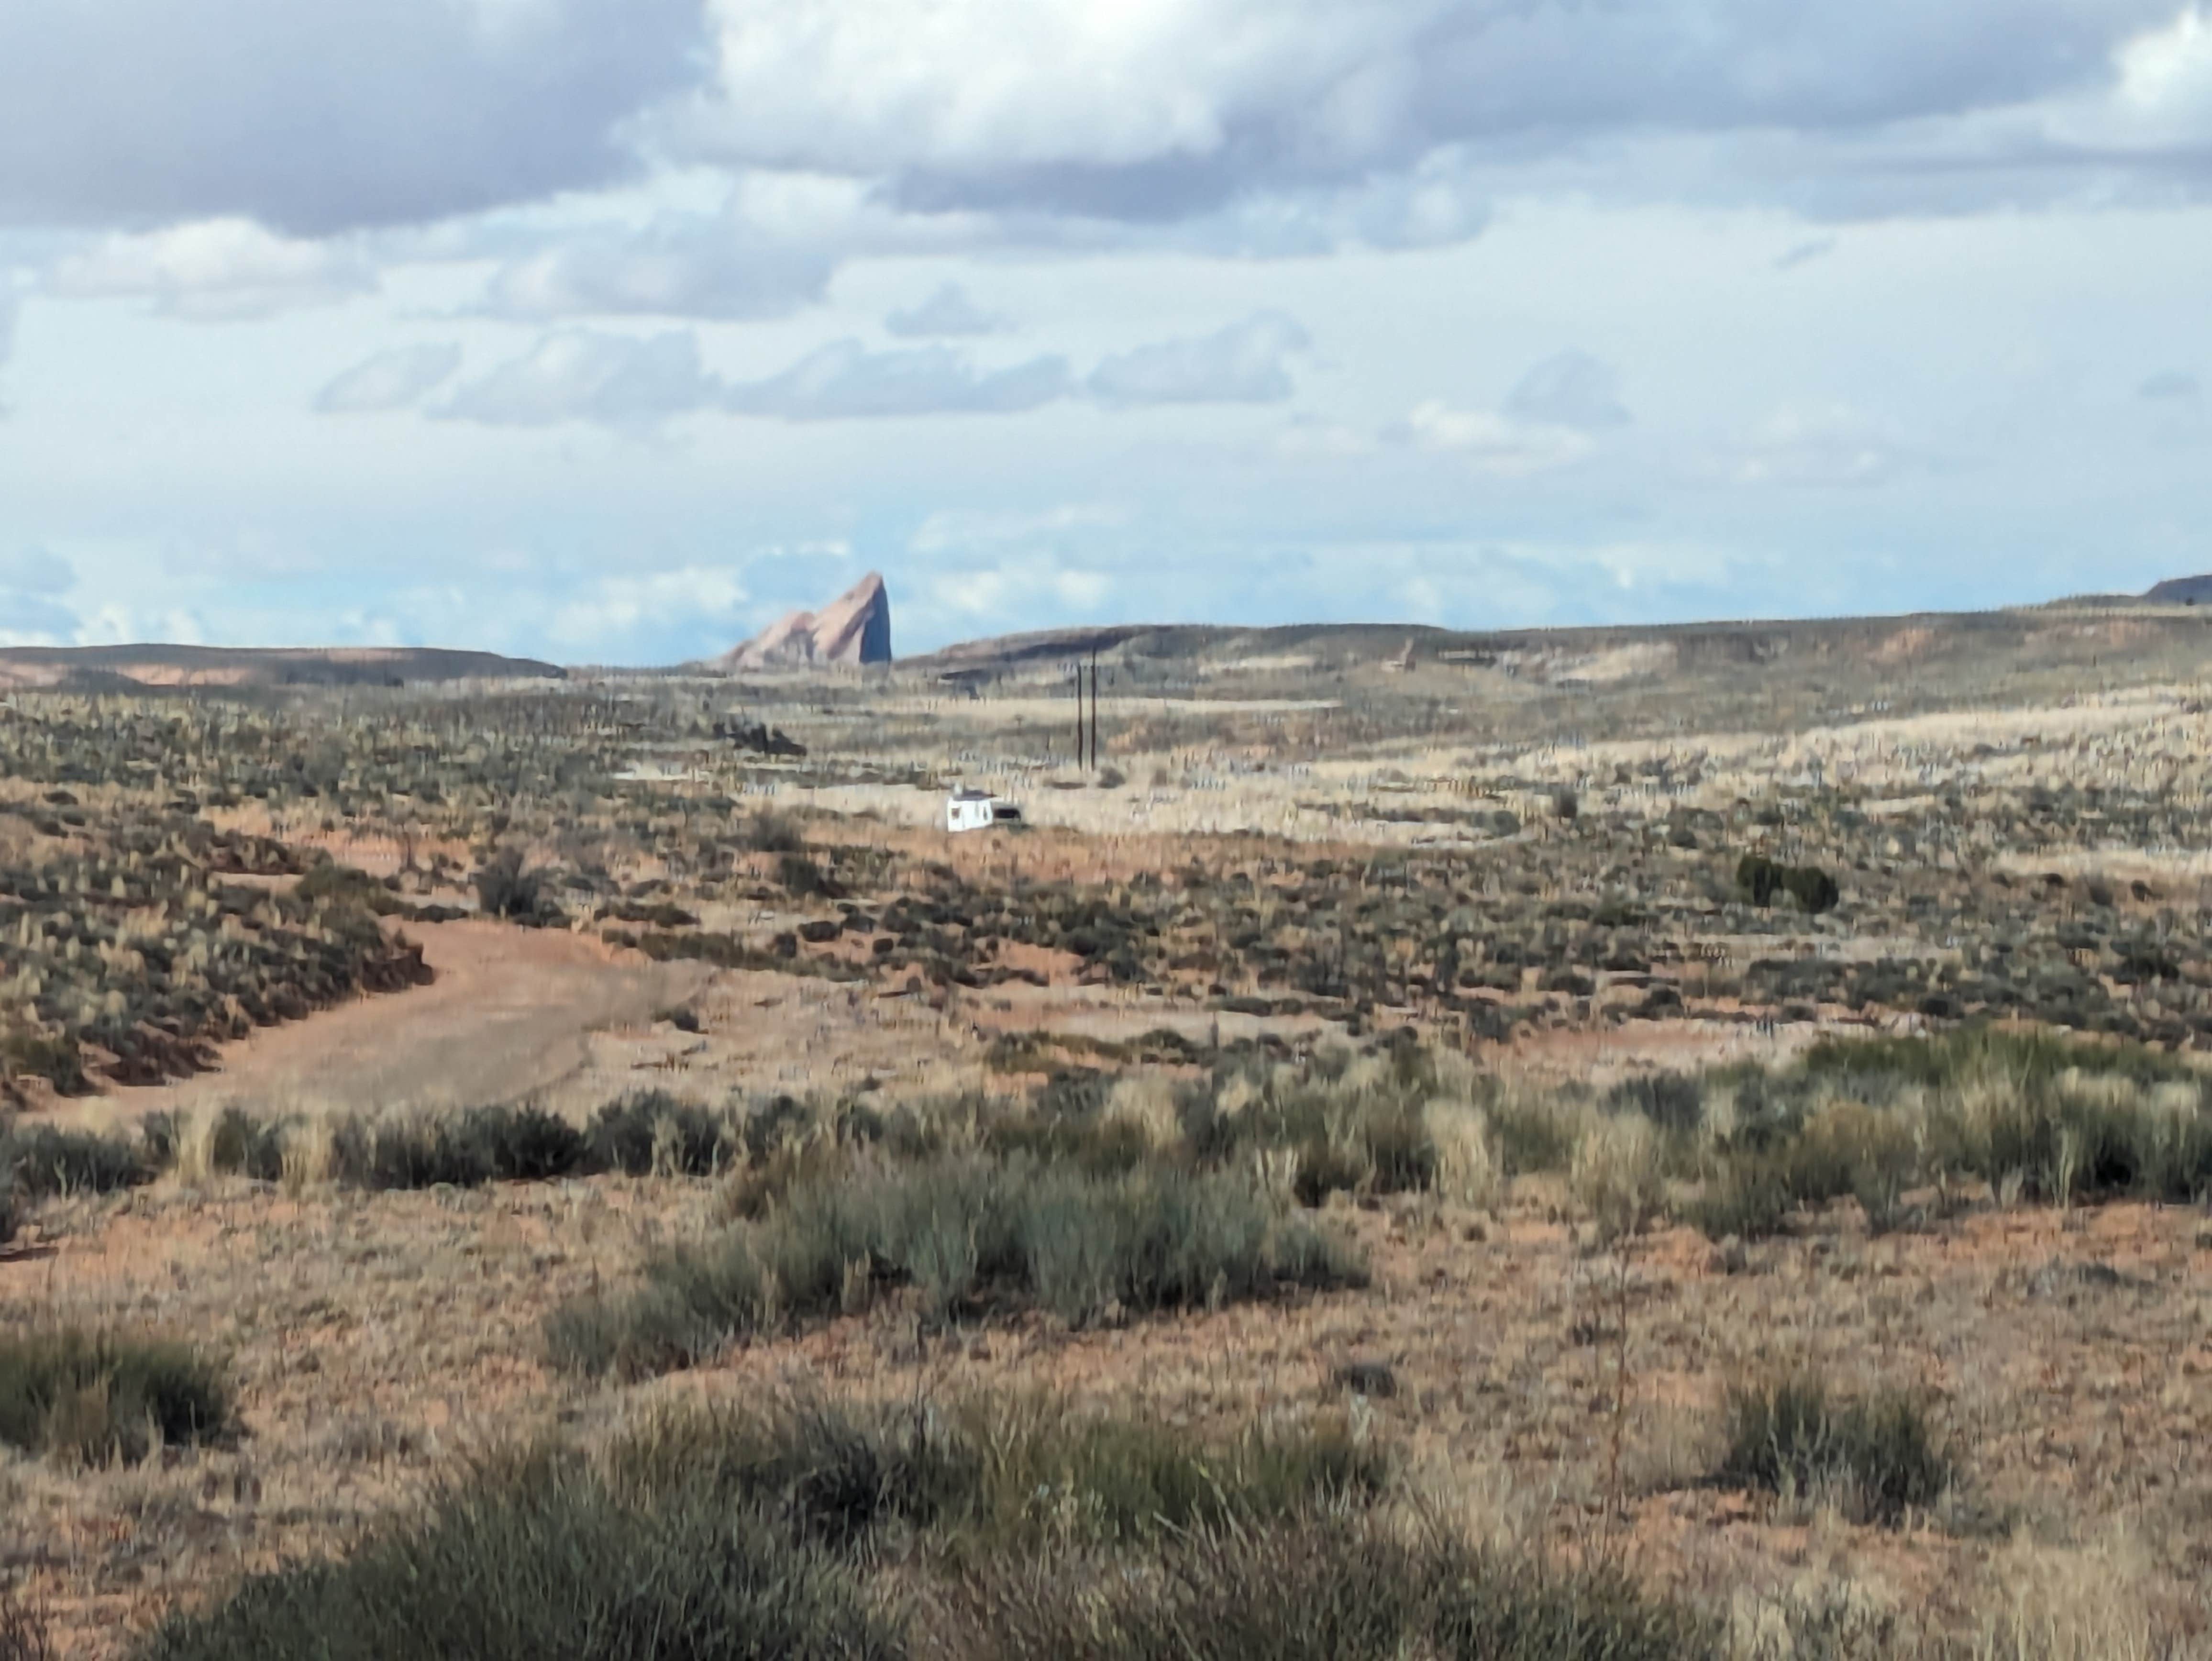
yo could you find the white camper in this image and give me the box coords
[946,787,1022,833]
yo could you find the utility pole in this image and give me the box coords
[1089,650,1100,774]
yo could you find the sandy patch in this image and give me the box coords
[54,921,710,1129]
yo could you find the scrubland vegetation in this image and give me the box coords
[9,609,2212,1656]
[0,1329,228,1468]
[138,1392,1712,1661]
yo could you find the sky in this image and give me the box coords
[1,2,2210,663]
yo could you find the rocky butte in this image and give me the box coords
[720,572,893,669]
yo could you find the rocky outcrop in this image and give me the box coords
[722,572,893,668]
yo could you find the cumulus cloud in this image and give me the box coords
[415,310,1322,429]
[1402,401,1593,476]
[315,343,464,414]
[1504,351,1630,432]
[45,218,375,320]
[439,330,721,428]
[669,0,2191,226]
[479,218,834,321]
[0,0,706,234]
[1087,311,1307,405]
[547,563,751,653]
[919,560,1114,633]
[0,0,2203,260]
[886,283,1003,337]
[722,340,1073,419]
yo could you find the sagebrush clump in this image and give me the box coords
[0,1328,229,1466]
[547,1155,1366,1380]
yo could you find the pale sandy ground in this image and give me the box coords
[48,922,709,1133]
[717,678,2212,852]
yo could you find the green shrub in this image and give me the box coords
[0,1328,229,1465]
[779,852,831,897]
[0,1121,153,1197]
[334,1105,588,1189]
[461,1105,590,1182]
[586,1092,733,1177]
[1682,1030,2212,1224]
[741,810,807,853]
[547,1157,1366,1381]
[202,1106,288,1181]
[473,848,559,923]
[604,1392,1388,1557]
[138,1452,897,1661]
[1714,1375,1950,1526]
[0,1033,87,1095]
[1677,1158,1793,1241]
[954,1513,1717,1661]
[1602,1073,1705,1136]
[1736,854,1839,915]
[1801,1026,2193,1096]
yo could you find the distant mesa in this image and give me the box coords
[2146,575,2212,605]
[721,572,892,670]
[0,644,564,691]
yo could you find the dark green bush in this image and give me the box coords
[586,1092,734,1176]
[1715,1375,1950,1526]
[1800,1026,2193,1096]
[473,849,564,925]
[0,1329,229,1465]
[201,1106,288,1181]
[779,852,831,897]
[0,1033,87,1095]
[547,1158,1366,1381]
[1677,1158,1793,1241]
[335,1105,588,1189]
[741,810,807,854]
[954,1514,1717,1661]
[1,1121,153,1197]
[604,1392,1388,1557]
[1681,1029,2212,1226]
[463,1104,589,1182]
[138,1453,897,1661]
[1603,1073,1704,1136]
[1736,854,1839,915]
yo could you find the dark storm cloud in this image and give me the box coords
[0,0,709,234]
[687,0,2187,226]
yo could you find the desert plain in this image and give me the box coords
[6,600,2212,1657]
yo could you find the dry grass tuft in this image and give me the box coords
[1571,1114,1664,1244]
[1421,1099,1499,1210]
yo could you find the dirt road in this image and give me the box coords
[61,920,711,1129]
